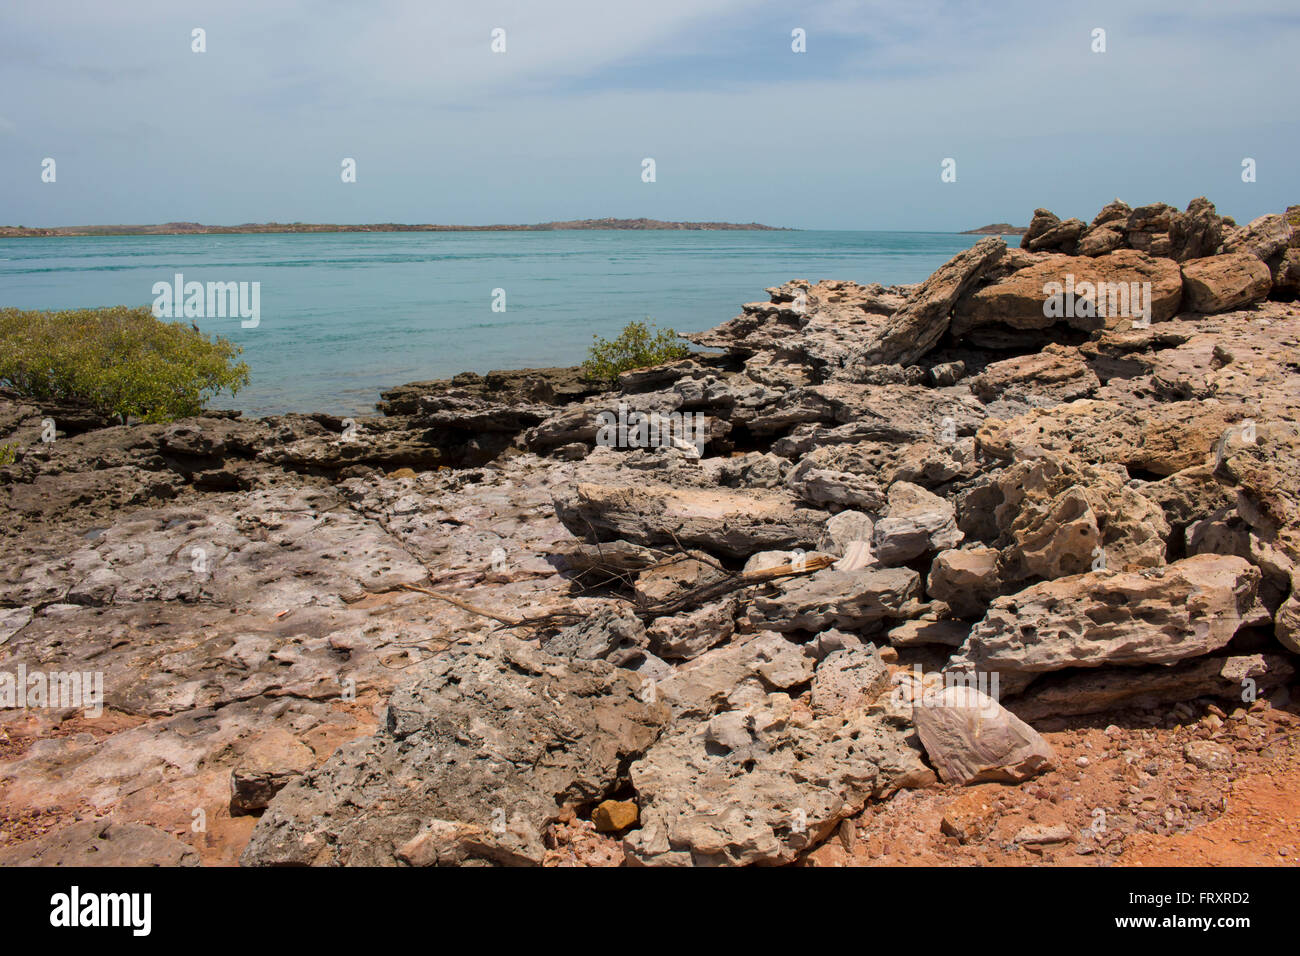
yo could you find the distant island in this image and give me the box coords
[961,223,1028,235]
[0,218,791,238]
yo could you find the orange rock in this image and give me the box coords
[592,800,638,832]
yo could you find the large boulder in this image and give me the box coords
[1180,253,1272,313]
[1077,225,1125,257]
[809,643,892,716]
[1271,248,1300,298]
[1026,217,1085,254]
[952,250,1182,335]
[1214,419,1300,653]
[984,452,1170,583]
[927,547,1002,617]
[1020,208,1061,250]
[967,344,1100,407]
[1221,213,1293,262]
[872,481,962,564]
[1077,199,1133,257]
[1124,198,1225,261]
[855,237,1006,366]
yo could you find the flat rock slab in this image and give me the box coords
[1008,654,1293,722]
[0,819,199,867]
[554,482,825,558]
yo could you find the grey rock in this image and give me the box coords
[1221,213,1293,262]
[810,644,891,716]
[0,606,32,646]
[927,547,1001,618]
[240,636,667,866]
[887,619,971,648]
[645,598,738,661]
[1006,653,1294,721]
[746,567,921,632]
[819,510,875,557]
[542,606,648,664]
[0,820,199,867]
[873,481,962,565]
[623,694,934,866]
[554,482,825,559]
[652,631,814,720]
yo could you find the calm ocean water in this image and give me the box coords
[0,230,999,417]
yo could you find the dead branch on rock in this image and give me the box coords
[385,547,832,643]
[637,553,834,618]
[393,583,522,626]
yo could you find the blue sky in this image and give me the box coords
[2,0,1297,230]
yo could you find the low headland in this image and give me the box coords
[0,218,791,238]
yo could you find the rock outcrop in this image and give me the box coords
[4,193,1298,869]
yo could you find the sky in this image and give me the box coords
[2,0,1298,231]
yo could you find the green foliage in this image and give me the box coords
[0,306,250,423]
[582,320,690,383]
[0,442,15,466]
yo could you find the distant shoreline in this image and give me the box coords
[0,218,793,238]
[961,223,1028,235]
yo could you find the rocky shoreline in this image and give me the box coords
[2,196,1299,867]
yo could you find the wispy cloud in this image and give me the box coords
[1,0,1297,229]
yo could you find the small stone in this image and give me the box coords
[1183,740,1232,772]
[1014,824,1072,845]
[838,818,856,850]
[592,800,639,833]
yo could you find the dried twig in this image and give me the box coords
[385,546,832,642]
[394,583,521,626]
[638,553,834,618]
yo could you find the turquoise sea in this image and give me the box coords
[0,230,999,417]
